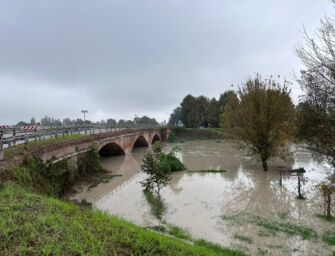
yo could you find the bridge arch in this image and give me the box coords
[151,134,161,144]
[99,142,125,156]
[132,135,149,151]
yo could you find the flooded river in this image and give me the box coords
[71,141,334,255]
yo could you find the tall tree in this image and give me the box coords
[168,107,182,126]
[180,95,197,128]
[222,75,295,171]
[296,7,335,173]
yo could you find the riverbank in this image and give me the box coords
[168,127,226,143]
[0,139,244,255]
[0,183,243,255]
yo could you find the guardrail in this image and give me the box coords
[0,124,161,161]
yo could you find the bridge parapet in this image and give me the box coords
[0,125,165,161]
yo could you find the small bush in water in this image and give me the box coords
[141,142,185,193]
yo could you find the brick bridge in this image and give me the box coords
[31,128,169,163]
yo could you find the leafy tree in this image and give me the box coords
[16,121,28,126]
[180,95,198,128]
[218,91,239,127]
[135,116,158,126]
[222,75,295,171]
[169,107,182,126]
[107,118,117,126]
[207,98,220,127]
[141,142,171,193]
[296,6,335,174]
[40,116,62,126]
[141,142,185,193]
[30,117,36,125]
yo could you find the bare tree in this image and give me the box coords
[295,3,335,173]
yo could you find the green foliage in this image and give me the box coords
[171,127,225,141]
[188,169,226,173]
[193,240,239,255]
[9,156,71,196]
[175,91,238,128]
[315,214,335,222]
[141,142,185,193]
[167,225,192,240]
[149,224,245,255]
[322,230,335,245]
[234,235,252,244]
[0,183,243,256]
[223,213,317,240]
[78,143,104,176]
[221,75,295,171]
[168,107,182,126]
[2,143,105,197]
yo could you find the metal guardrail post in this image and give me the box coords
[12,129,16,147]
[0,130,3,161]
[24,132,28,144]
[34,128,38,142]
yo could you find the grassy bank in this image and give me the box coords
[168,127,225,142]
[0,139,244,255]
[0,183,243,256]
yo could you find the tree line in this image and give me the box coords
[169,91,238,128]
[16,115,159,127]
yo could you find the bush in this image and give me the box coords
[141,142,185,192]
[78,144,104,176]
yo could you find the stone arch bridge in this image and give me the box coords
[31,128,169,163]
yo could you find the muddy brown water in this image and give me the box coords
[71,141,334,255]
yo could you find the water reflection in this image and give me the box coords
[144,191,167,222]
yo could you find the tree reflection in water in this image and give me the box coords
[144,190,167,222]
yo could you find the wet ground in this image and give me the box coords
[71,141,335,256]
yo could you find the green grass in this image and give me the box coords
[188,169,226,173]
[223,213,317,240]
[167,225,192,240]
[315,214,335,222]
[234,235,252,244]
[148,224,243,255]
[322,230,335,245]
[0,183,244,256]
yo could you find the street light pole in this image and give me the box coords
[81,110,88,122]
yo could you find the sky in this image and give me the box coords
[0,0,333,124]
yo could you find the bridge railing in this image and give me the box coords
[0,124,163,161]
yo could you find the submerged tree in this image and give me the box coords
[141,142,185,193]
[319,179,335,219]
[222,75,295,171]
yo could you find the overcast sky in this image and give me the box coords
[0,0,333,124]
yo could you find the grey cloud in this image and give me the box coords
[0,0,333,124]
